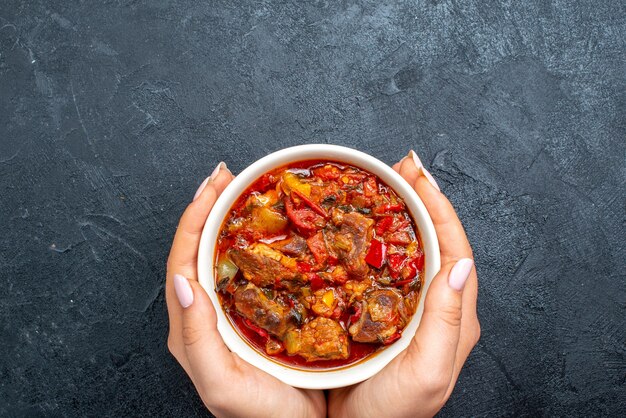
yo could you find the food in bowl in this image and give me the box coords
[214,160,425,368]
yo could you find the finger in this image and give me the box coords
[391,156,407,173]
[444,271,480,400]
[167,163,234,272]
[400,151,480,394]
[166,163,233,366]
[397,151,480,403]
[398,150,477,325]
[398,151,472,265]
[173,274,234,396]
[406,154,477,321]
[398,150,420,186]
[405,258,474,396]
[166,163,232,319]
[414,177,473,266]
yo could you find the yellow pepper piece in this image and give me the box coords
[279,256,297,270]
[282,172,311,197]
[322,290,335,307]
[406,241,419,257]
[250,207,288,233]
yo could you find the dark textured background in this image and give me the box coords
[1,0,624,416]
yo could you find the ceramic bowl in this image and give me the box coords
[197,144,440,389]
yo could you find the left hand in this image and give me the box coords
[166,163,325,418]
[328,152,481,418]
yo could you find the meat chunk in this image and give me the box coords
[234,283,292,338]
[229,243,301,288]
[283,317,349,361]
[348,289,408,343]
[270,234,308,257]
[327,210,374,278]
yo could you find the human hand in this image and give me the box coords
[166,162,325,418]
[329,151,480,418]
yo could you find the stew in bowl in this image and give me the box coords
[215,161,424,368]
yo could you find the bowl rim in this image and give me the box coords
[197,144,440,389]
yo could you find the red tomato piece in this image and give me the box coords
[375,217,394,235]
[306,232,328,265]
[387,253,406,279]
[309,274,325,291]
[284,198,326,232]
[365,239,387,269]
[297,261,314,273]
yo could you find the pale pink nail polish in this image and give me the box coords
[448,258,473,291]
[193,176,211,201]
[210,161,226,180]
[420,166,441,192]
[173,274,194,308]
[193,162,227,201]
[409,150,423,169]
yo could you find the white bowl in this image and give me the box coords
[197,144,440,389]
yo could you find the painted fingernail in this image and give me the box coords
[193,176,211,201]
[211,161,226,180]
[409,150,423,169]
[448,258,473,291]
[193,162,226,201]
[173,274,194,308]
[419,166,441,192]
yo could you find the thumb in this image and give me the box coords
[406,258,474,389]
[173,274,233,392]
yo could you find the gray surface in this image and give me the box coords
[1,0,625,416]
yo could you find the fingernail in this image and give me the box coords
[409,150,423,169]
[193,176,211,201]
[448,258,473,291]
[211,161,226,180]
[173,274,194,308]
[193,162,226,201]
[419,166,441,192]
